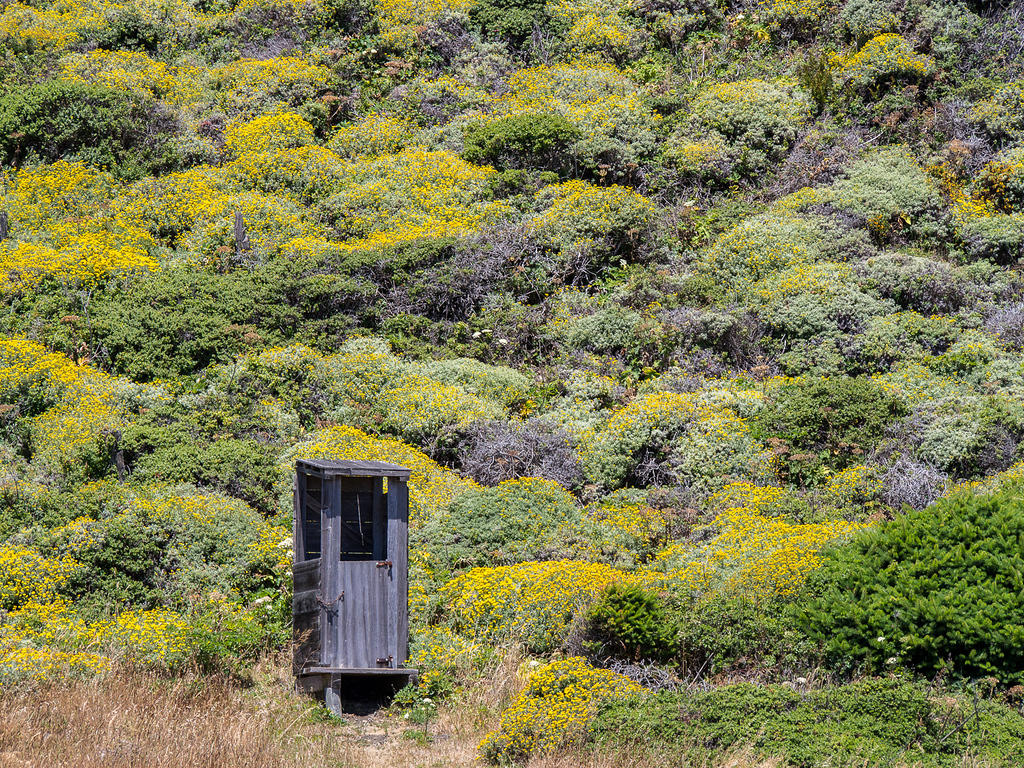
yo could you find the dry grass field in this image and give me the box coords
[0,655,791,768]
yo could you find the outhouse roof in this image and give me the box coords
[296,459,412,480]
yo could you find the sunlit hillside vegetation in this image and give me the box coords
[2,0,1024,764]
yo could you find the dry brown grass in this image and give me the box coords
[3,657,996,768]
[0,658,491,768]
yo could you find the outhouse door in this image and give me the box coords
[321,477,399,669]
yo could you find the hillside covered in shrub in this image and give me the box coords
[2,0,1024,764]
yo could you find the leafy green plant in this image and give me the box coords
[0,79,179,180]
[593,678,1024,767]
[464,112,580,175]
[469,0,550,45]
[797,50,834,114]
[584,583,677,663]
[753,376,906,485]
[415,477,584,578]
[793,483,1024,684]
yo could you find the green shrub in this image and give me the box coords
[593,678,1024,767]
[970,79,1024,145]
[464,112,581,175]
[839,0,897,44]
[415,477,584,578]
[530,181,659,284]
[469,0,550,45]
[85,261,377,381]
[958,213,1024,262]
[0,79,179,180]
[794,483,1024,684]
[584,583,676,663]
[55,491,286,617]
[678,79,811,179]
[670,592,812,677]
[753,376,906,485]
[122,428,281,516]
[828,148,946,242]
[632,0,725,48]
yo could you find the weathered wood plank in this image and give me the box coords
[292,588,321,615]
[322,475,341,668]
[292,560,320,592]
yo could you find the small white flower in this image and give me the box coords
[796,677,807,685]
[472,331,481,338]
[277,538,293,549]
[876,636,886,643]
[498,338,508,345]
[886,657,898,665]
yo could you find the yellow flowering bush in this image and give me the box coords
[581,389,771,490]
[533,180,657,254]
[0,337,131,480]
[707,509,866,596]
[407,625,490,674]
[59,49,207,107]
[223,111,316,157]
[970,80,1024,142]
[441,560,655,651]
[0,545,79,610]
[209,56,330,116]
[680,78,811,178]
[289,424,479,526]
[835,34,936,89]
[323,148,513,250]
[3,161,115,233]
[327,113,421,157]
[227,145,349,202]
[0,226,158,294]
[0,640,109,681]
[548,0,636,54]
[375,0,474,43]
[479,657,644,763]
[649,482,867,598]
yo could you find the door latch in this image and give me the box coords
[376,655,394,666]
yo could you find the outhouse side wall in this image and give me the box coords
[292,558,322,674]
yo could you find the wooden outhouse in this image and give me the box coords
[292,459,416,711]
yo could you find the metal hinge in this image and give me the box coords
[316,590,344,607]
[376,560,392,568]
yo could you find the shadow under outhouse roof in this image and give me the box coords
[296,459,412,480]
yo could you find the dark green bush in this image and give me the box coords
[593,678,1024,767]
[86,261,378,381]
[61,512,168,613]
[753,376,906,485]
[469,0,550,46]
[0,79,179,179]
[793,483,1024,685]
[463,112,580,175]
[670,592,812,677]
[122,429,280,517]
[414,478,583,578]
[87,7,173,53]
[584,583,676,663]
